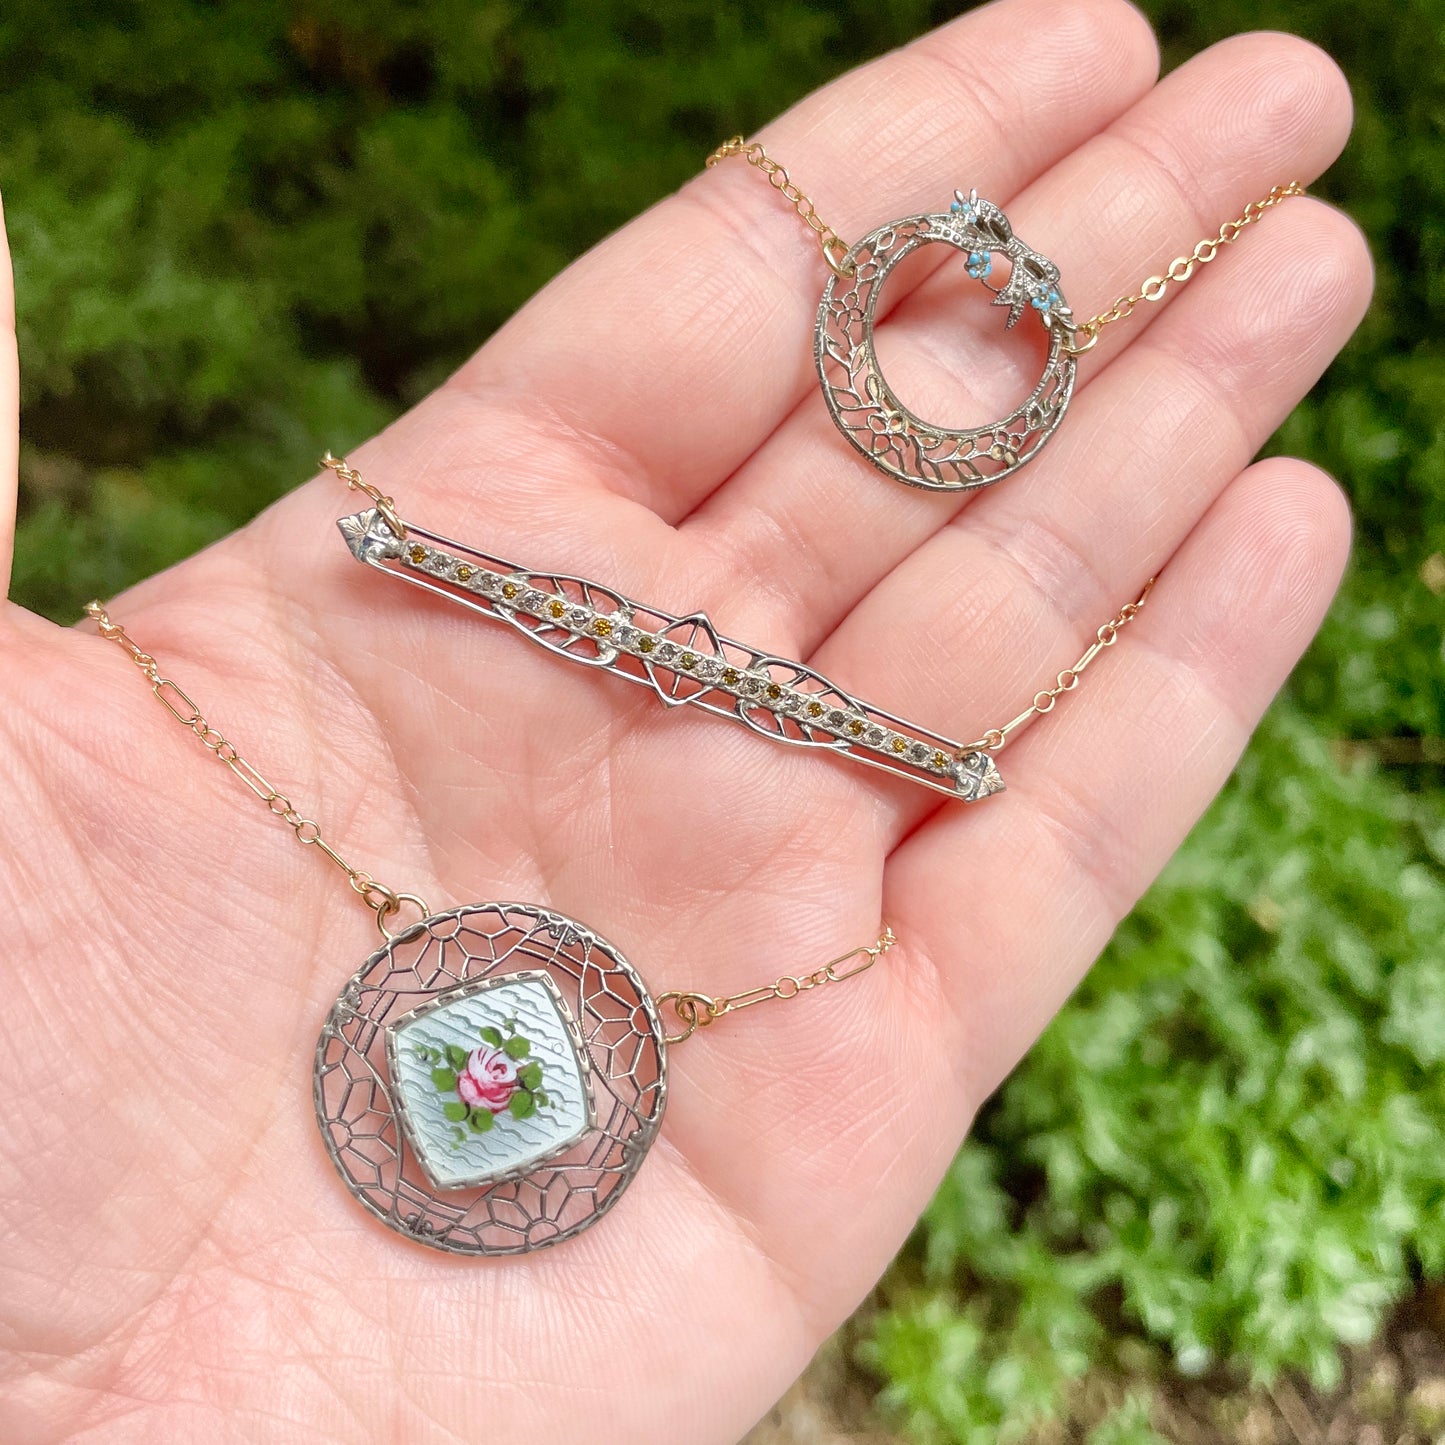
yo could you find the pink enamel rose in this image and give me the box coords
[456,1044,519,1114]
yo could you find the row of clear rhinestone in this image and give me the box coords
[403,541,954,776]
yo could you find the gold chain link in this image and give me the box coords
[658,926,896,1046]
[705,138,1303,350]
[1061,182,1306,355]
[969,577,1156,752]
[320,450,408,538]
[84,598,894,1027]
[706,136,855,278]
[84,603,426,939]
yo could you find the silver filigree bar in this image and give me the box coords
[339,508,1004,802]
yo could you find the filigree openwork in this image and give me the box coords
[314,901,667,1255]
[815,192,1077,492]
[339,509,1005,802]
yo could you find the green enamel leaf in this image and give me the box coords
[504,1035,531,1060]
[533,1090,551,1108]
[508,1089,536,1119]
[469,1107,495,1133]
[445,1043,470,1071]
[478,1026,503,1046]
[442,1101,467,1122]
[431,1067,458,1091]
[449,1127,465,1146]
[519,1062,543,1090]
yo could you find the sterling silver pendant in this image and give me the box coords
[816,190,1076,491]
[339,507,1004,802]
[314,901,666,1255]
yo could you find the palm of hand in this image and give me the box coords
[2,5,1367,1442]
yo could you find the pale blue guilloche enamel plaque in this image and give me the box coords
[385,972,596,1192]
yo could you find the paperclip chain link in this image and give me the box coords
[84,602,426,939]
[84,598,895,1024]
[658,927,897,1045]
[969,578,1156,752]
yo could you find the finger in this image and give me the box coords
[801,185,1368,848]
[0,193,17,598]
[416,0,1159,525]
[689,32,1353,643]
[884,456,1351,1103]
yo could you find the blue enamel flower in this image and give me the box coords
[950,187,979,222]
[966,250,992,280]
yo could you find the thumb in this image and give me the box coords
[0,194,16,599]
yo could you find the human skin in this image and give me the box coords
[0,1,1370,1441]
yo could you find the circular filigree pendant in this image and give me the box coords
[314,901,667,1255]
[815,189,1077,492]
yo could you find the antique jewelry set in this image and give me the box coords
[88,140,1301,1256]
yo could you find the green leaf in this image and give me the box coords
[445,1044,470,1071]
[509,1089,536,1119]
[479,1026,504,1046]
[442,1101,467,1122]
[468,1108,495,1133]
[431,1067,458,1092]
[504,1035,531,1060]
[519,1062,543,1090]
[449,1127,465,1146]
[533,1090,551,1108]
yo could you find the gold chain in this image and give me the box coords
[84,603,425,938]
[320,451,407,538]
[658,927,896,1046]
[706,138,1303,350]
[320,453,1155,771]
[1062,181,1306,355]
[706,136,855,278]
[970,577,1155,752]
[84,598,895,1022]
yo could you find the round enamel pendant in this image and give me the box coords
[816,189,1077,492]
[314,901,667,1255]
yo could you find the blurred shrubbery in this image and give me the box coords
[4,2,1441,1440]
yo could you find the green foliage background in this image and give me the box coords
[4,2,1440,1440]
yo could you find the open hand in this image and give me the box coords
[1,3,1369,1440]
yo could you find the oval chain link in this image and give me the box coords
[1056,182,1307,354]
[658,926,897,1046]
[705,139,1303,350]
[320,450,408,539]
[706,136,856,278]
[84,603,426,939]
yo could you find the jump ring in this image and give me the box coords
[376,891,431,942]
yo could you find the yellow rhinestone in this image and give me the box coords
[722,667,739,685]
[766,683,783,700]
[932,751,948,769]
[592,618,613,637]
[680,652,697,669]
[456,565,473,582]
[548,600,565,619]
[806,702,824,718]
[891,738,907,754]
[638,637,657,653]
[408,544,426,564]
[848,720,864,737]
[502,582,519,600]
